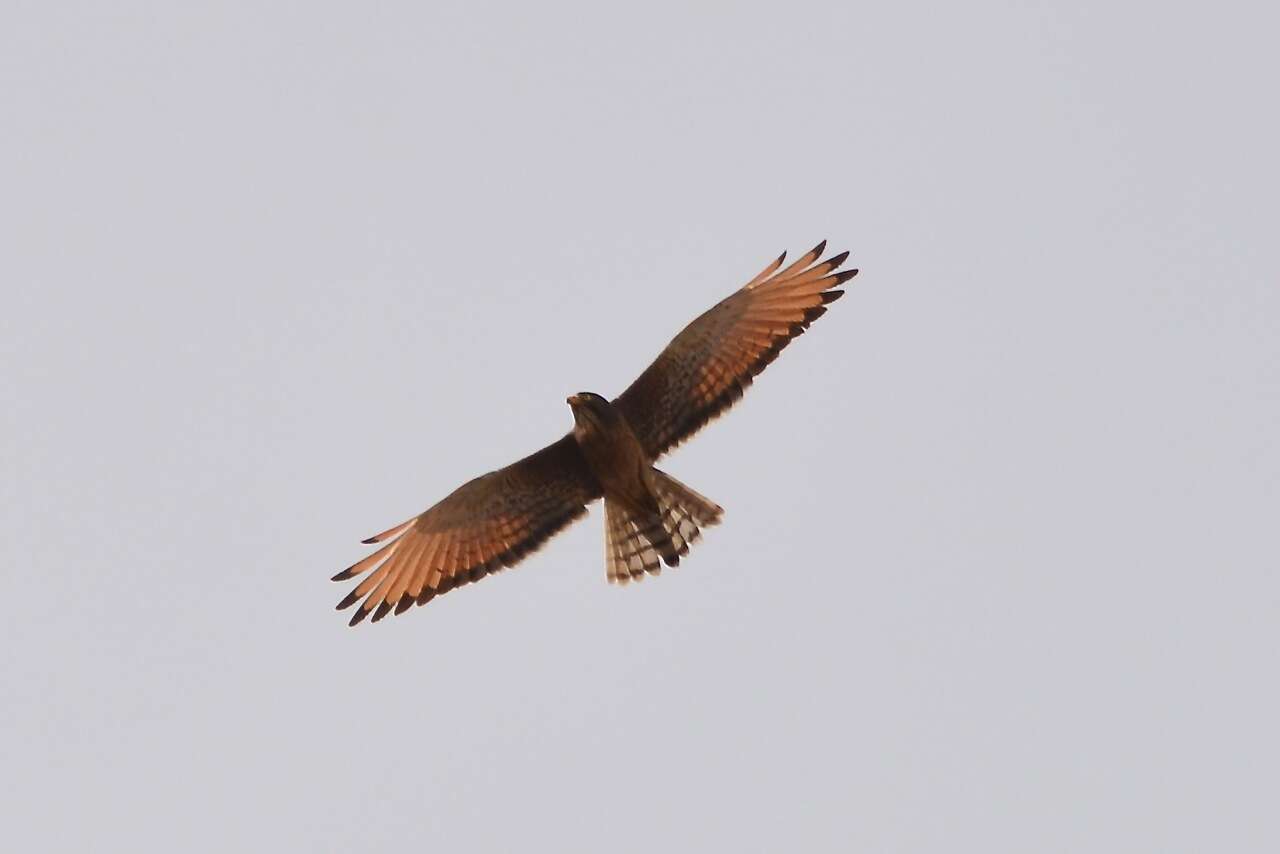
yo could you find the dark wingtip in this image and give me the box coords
[331,565,358,581]
[371,601,393,623]
[336,589,362,611]
[821,289,845,304]
[394,596,415,616]
[828,250,850,269]
[832,269,859,286]
[348,606,370,627]
[812,239,827,257]
[360,536,379,545]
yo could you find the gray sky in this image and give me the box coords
[3,2,1277,851]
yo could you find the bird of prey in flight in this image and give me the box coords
[333,241,857,625]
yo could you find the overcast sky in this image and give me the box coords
[3,2,1277,852]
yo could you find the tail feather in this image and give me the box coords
[603,469,723,585]
[604,500,665,583]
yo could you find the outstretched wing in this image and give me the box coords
[613,241,856,459]
[332,434,601,626]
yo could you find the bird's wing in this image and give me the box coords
[613,241,855,459]
[332,434,601,625]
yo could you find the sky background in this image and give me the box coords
[3,2,1278,851]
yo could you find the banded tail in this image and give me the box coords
[604,469,724,584]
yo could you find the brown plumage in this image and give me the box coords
[333,241,856,625]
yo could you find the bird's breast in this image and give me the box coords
[574,416,650,502]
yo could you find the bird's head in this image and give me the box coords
[567,391,614,437]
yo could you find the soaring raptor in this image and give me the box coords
[333,241,856,625]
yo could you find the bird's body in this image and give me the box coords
[568,392,651,513]
[568,391,724,581]
[332,241,857,625]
